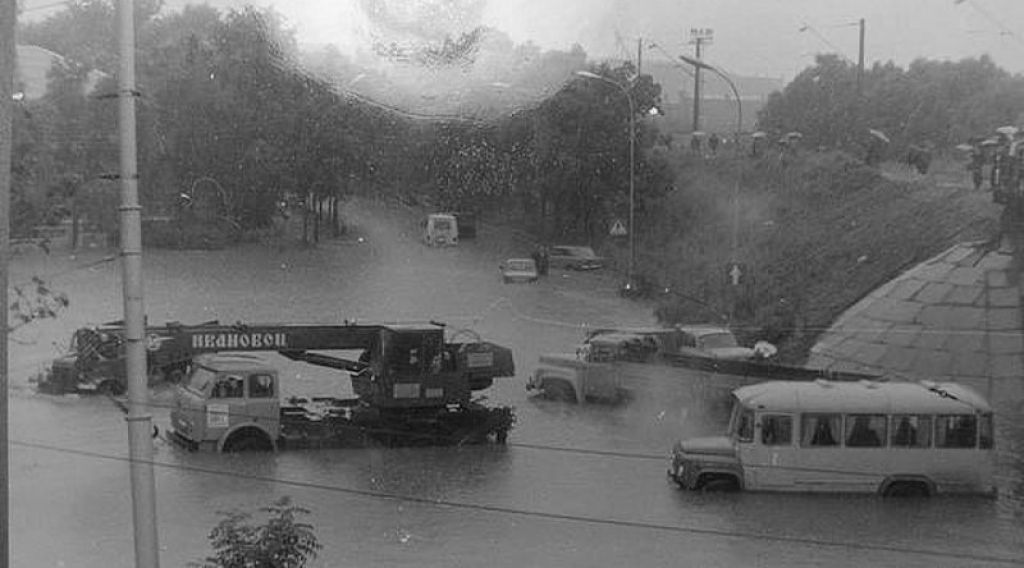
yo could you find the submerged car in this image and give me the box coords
[676,325,758,360]
[547,245,604,270]
[500,258,539,283]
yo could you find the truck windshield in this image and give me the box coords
[187,366,217,394]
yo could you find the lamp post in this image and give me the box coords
[677,56,744,321]
[575,71,636,282]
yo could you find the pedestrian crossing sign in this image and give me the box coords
[610,219,627,237]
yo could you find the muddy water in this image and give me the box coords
[9,201,1023,567]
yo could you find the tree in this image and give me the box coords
[191,497,322,568]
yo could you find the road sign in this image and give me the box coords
[610,219,628,237]
[727,262,745,286]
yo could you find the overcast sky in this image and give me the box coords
[20,0,1024,80]
[260,0,1024,80]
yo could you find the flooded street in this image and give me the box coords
[8,201,1023,567]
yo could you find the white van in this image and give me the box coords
[423,213,459,247]
[669,379,996,496]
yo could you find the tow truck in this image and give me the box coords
[35,320,220,395]
[527,325,875,423]
[40,321,516,451]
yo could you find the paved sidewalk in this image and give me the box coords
[807,240,1024,404]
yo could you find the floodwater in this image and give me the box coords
[8,200,1023,567]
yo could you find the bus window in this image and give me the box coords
[760,415,792,446]
[732,408,754,443]
[979,414,994,449]
[890,415,931,448]
[936,415,977,448]
[845,414,886,447]
[801,414,841,447]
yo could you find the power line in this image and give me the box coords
[9,437,1022,565]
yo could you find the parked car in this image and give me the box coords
[500,258,539,283]
[547,245,604,270]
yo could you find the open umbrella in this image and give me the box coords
[751,131,768,139]
[980,138,1001,147]
[786,131,803,139]
[955,143,974,152]
[692,130,707,137]
[995,125,1019,136]
[868,128,890,144]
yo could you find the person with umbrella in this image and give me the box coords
[960,142,985,191]
[865,128,889,167]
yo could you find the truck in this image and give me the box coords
[422,213,459,246]
[526,325,874,423]
[35,320,221,395]
[39,321,517,451]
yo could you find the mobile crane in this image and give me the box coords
[39,321,516,451]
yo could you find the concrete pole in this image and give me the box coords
[116,0,161,566]
[0,1,14,565]
[692,39,702,132]
[857,19,865,99]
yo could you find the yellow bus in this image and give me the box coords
[668,380,996,496]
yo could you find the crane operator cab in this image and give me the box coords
[351,324,514,409]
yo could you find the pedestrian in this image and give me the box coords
[967,146,985,190]
[708,133,720,157]
[538,246,550,276]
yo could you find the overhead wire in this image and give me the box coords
[8,437,1022,565]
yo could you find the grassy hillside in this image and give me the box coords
[630,149,1002,364]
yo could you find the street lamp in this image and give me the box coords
[677,56,745,320]
[677,54,742,142]
[575,70,637,282]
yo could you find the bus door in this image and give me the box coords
[744,412,796,490]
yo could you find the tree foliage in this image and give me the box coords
[192,497,322,568]
[759,54,1024,153]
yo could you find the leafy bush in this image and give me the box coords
[191,497,322,568]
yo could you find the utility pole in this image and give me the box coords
[116,0,161,565]
[1,0,14,565]
[637,36,642,75]
[857,18,865,99]
[688,27,714,131]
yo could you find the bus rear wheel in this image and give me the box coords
[883,481,930,498]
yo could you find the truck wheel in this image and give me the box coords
[98,379,125,396]
[225,434,272,453]
[166,369,186,385]
[542,380,577,403]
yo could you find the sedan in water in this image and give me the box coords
[500,258,539,283]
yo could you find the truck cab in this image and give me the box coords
[171,353,281,452]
